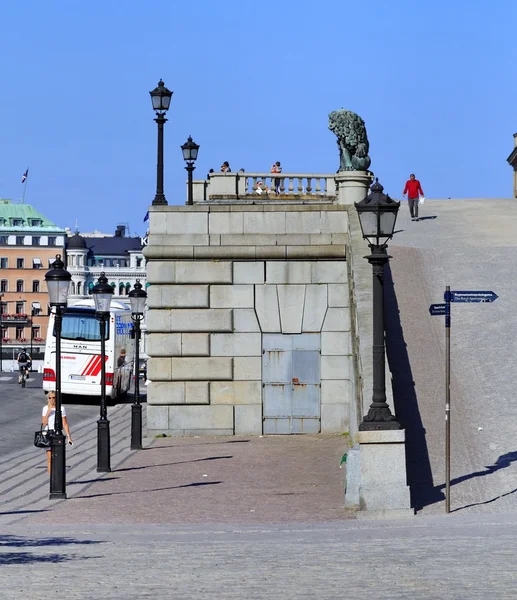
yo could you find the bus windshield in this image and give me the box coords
[58,310,110,341]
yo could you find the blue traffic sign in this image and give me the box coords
[447,291,498,303]
[429,303,446,316]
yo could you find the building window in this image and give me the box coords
[33,326,40,340]
[33,258,42,269]
[0,280,7,292]
[119,283,124,296]
[68,256,74,267]
[1,327,6,340]
[16,280,24,293]
[0,302,6,315]
[32,236,41,246]
[16,258,24,269]
[16,326,24,340]
[136,257,143,267]
[70,282,76,294]
[0,257,7,269]
[12,219,23,227]
[77,281,81,295]
[16,236,24,245]
[48,237,56,246]
[16,302,24,314]
[32,280,40,293]
[0,236,7,245]
[31,219,42,227]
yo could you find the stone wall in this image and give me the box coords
[143,203,353,436]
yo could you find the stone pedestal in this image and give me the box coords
[355,429,413,518]
[335,171,374,205]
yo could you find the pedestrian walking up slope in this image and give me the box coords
[386,198,517,514]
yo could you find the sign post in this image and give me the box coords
[444,286,451,514]
[429,287,498,514]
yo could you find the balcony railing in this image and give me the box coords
[1,314,29,322]
[191,172,337,203]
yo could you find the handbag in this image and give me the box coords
[34,427,53,449]
[418,196,426,205]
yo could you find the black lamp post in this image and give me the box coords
[181,135,200,205]
[30,304,37,371]
[44,254,71,499]
[355,178,401,431]
[128,280,147,450]
[92,272,114,472]
[150,79,173,206]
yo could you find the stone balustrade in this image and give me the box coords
[191,172,337,202]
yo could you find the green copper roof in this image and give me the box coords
[0,199,65,232]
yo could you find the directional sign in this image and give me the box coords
[446,291,498,303]
[429,303,446,316]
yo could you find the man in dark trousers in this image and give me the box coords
[403,173,424,221]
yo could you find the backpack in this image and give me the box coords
[18,352,27,363]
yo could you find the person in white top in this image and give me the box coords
[41,392,73,473]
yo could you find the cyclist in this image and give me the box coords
[17,348,31,384]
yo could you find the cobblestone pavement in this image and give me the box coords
[2,513,517,599]
[7,433,349,526]
[389,199,517,515]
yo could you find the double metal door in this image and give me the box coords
[262,334,320,434]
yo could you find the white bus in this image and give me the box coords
[43,300,135,399]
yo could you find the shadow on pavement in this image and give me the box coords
[416,216,438,221]
[384,262,444,511]
[0,534,103,565]
[114,455,233,473]
[143,439,250,449]
[0,534,103,548]
[0,510,49,516]
[69,478,121,485]
[446,451,517,511]
[73,480,222,499]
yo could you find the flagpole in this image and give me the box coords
[21,167,29,204]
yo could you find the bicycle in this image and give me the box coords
[18,365,30,388]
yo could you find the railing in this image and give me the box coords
[1,314,29,322]
[191,172,337,202]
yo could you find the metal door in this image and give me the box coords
[262,334,320,434]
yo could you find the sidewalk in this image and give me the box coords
[0,405,349,527]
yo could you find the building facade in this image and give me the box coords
[65,225,146,301]
[0,200,66,353]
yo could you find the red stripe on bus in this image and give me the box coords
[85,355,101,377]
[90,355,108,377]
[81,356,96,376]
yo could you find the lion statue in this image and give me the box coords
[328,109,371,172]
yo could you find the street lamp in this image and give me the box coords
[128,280,147,450]
[30,303,37,371]
[150,79,173,206]
[92,271,114,472]
[181,135,200,206]
[355,178,401,431]
[44,254,71,499]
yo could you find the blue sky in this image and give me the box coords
[1,0,516,235]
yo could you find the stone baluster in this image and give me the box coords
[315,178,322,195]
[288,177,295,195]
[297,177,303,194]
[306,177,312,194]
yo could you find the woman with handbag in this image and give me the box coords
[41,392,73,473]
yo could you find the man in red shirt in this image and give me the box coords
[403,174,424,221]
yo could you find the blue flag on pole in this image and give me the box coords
[143,211,149,222]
